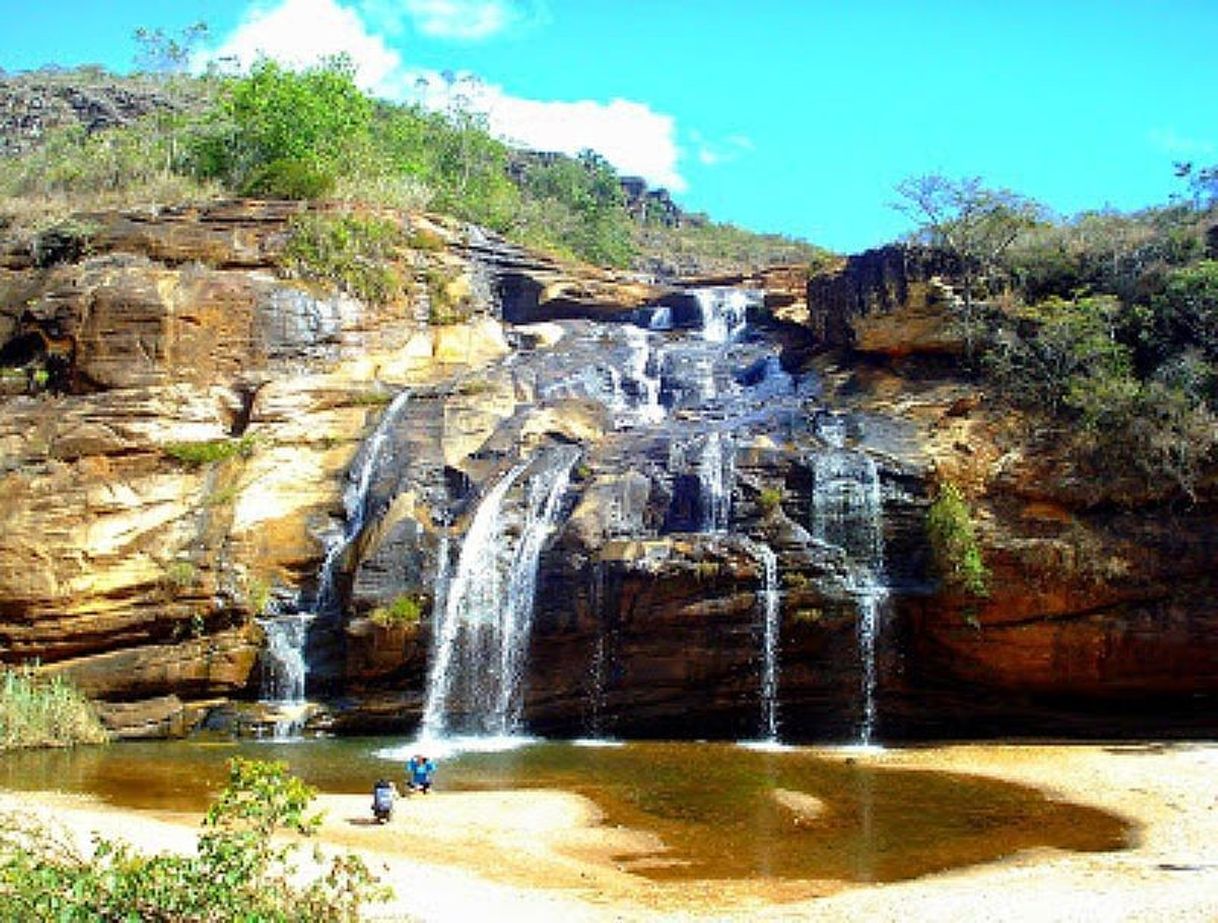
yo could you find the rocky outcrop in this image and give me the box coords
[806,245,965,357]
[804,283,1218,739]
[0,73,187,156]
[0,201,677,736]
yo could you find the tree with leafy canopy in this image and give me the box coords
[188,55,373,198]
[893,174,1042,353]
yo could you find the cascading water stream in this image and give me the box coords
[699,432,734,532]
[420,446,580,741]
[692,287,754,343]
[744,539,782,742]
[623,325,665,425]
[258,390,410,716]
[811,414,887,747]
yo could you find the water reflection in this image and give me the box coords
[0,739,1130,883]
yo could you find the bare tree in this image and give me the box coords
[893,174,1042,353]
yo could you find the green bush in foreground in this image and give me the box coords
[0,666,109,750]
[0,757,389,921]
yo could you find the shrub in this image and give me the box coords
[0,757,389,919]
[369,594,423,627]
[0,666,109,750]
[984,295,1131,414]
[188,56,372,196]
[926,483,990,598]
[240,157,336,200]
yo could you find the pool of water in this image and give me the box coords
[0,738,1131,883]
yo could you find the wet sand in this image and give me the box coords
[2,742,1216,921]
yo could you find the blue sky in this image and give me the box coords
[2,1,1216,252]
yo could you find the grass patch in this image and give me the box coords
[757,486,784,515]
[0,666,109,750]
[280,212,405,305]
[423,265,473,325]
[162,434,256,467]
[160,560,197,594]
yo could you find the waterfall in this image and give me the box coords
[258,389,410,712]
[421,446,580,740]
[623,326,665,425]
[811,414,887,746]
[260,614,309,704]
[692,287,756,343]
[745,540,781,742]
[699,432,734,532]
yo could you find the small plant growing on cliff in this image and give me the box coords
[160,559,198,597]
[424,266,473,325]
[163,434,257,467]
[370,594,423,628]
[244,575,273,617]
[757,486,784,516]
[281,212,405,304]
[926,482,990,598]
[0,757,389,918]
[0,666,109,750]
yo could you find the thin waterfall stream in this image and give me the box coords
[743,538,782,743]
[258,390,411,719]
[811,413,887,747]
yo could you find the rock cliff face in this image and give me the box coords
[806,247,1218,737]
[1,213,1213,742]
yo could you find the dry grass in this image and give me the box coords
[0,666,109,750]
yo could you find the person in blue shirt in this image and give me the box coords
[406,753,436,793]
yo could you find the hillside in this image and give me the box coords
[0,65,829,279]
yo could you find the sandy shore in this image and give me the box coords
[2,743,1217,921]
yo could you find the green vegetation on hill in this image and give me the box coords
[897,172,1218,501]
[0,59,828,273]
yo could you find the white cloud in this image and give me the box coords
[358,0,542,40]
[1149,127,1216,159]
[691,129,754,168]
[202,0,402,90]
[205,0,686,191]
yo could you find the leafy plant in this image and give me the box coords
[926,483,990,598]
[757,486,784,515]
[369,594,423,628]
[0,666,109,750]
[0,757,389,919]
[187,55,372,197]
[161,560,197,594]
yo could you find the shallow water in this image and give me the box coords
[0,738,1130,883]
